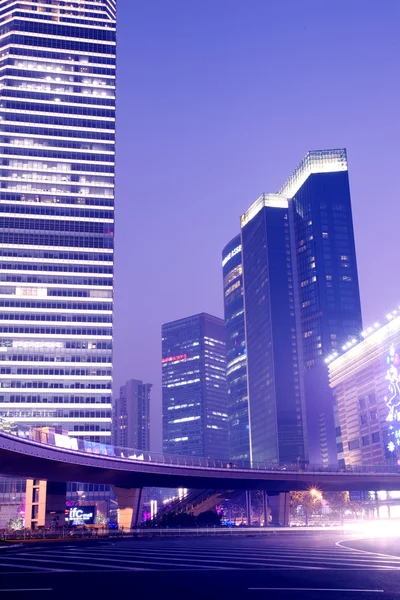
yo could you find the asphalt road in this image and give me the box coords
[1,533,400,599]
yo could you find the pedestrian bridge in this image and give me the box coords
[0,418,399,493]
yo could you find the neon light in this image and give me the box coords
[161,354,187,364]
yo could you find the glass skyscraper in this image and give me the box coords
[280,149,362,465]
[0,0,116,444]
[280,149,362,368]
[241,194,308,464]
[162,313,229,459]
[222,235,249,460]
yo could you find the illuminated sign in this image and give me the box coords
[161,354,187,364]
[65,506,96,525]
[222,245,241,267]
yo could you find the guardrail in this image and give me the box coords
[1,417,399,475]
[1,525,349,542]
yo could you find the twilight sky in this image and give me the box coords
[114,0,400,452]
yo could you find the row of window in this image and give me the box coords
[0,301,112,311]
[3,89,115,108]
[0,325,111,335]
[0,410,111,418]
[2,146,114,161]
[0,217,113,233]
[1,123,115,142]
[0,264,113,275]
[0,249,113,262]
[1,382,111,389]
[0,233,113,248]
[2,99,114,119]
[348,431,380,450]
[0,355,111,364]
[0,314,112,324]
[0,194,114,213]
[6,34,116,56]
[3,111,114,130]
[2,396,110,403]
[0,194,114,206]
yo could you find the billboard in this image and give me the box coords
[65,506,96,525]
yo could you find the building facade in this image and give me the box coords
[241,194,308,465]
[0,0,116,443]
[279,149,362,466]
[222,235,249,460]
[280,149,362,368]
[113,379,151,451]
[162,313,229,459]
[328,312,400,467]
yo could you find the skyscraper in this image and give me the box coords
[241,194,308,464]
[281,149,362,465]
[222,235,249,460]
[280,149,362,367]
[0,0,116,443]
[162,313,229,459]
[113,379,152,451]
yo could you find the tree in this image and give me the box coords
[290,490,323,525]
[196,511,222,527]
[323,491,349,524]
[94,512,109,525]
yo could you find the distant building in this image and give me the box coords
[162,313,229,459]
[328,311,400,468]
[241,194,308,465]
[113,380,152,451]
[222,235,249,460]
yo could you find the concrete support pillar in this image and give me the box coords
[25,479,67,529]
[262,490,269,526]
[269,492,290,526]
[113,487,144,530]
[245,490,251,526]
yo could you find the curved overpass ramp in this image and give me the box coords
[1,429,399,493]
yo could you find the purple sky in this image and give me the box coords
[114,0,400,452]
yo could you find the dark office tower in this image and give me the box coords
[162,313,229,459]
[279,149,362,465]
[222,235,249,460]
[241,194,308,464]
[113,379,151,451]
[279,149,362,366]
[0,0,116,442]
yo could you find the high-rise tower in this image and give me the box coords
[0,0,116,443]
[222,235,249,460]
[280,149,362,367]
[113,379,152,451]
[162,313,229,459]
[241,194,308,464]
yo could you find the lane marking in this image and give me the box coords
[0,589,52,593]
[336,538,400,561]
[248,588,383,593]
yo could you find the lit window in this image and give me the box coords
[322,232,328,238]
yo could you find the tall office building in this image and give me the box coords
[222,235,249,460]
[0,0,116,443]
[281,149,362,465]
[241,194,308,464]
[162,313,229,459]
[113,379,151,451]
[280,149,362,367]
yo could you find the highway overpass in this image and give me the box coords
[1,419,400,529]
